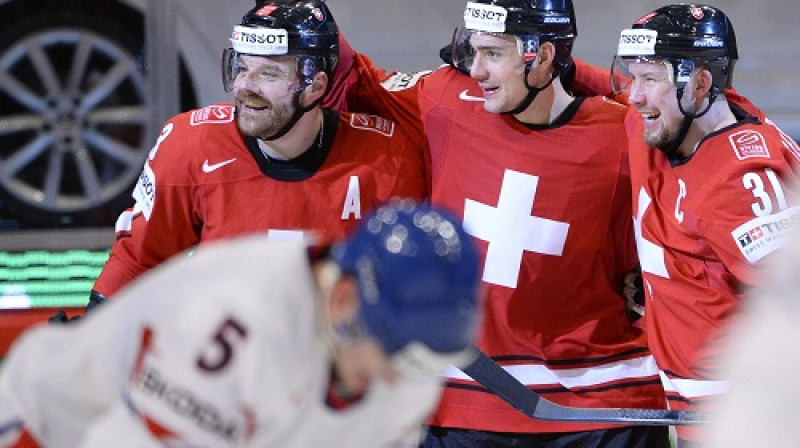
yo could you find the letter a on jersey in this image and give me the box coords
[341,176,362,220]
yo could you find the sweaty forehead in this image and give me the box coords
[470,32,517,48]
[238,53,296,69]
[628,59,670,76]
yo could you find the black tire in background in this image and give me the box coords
[0,1,197,228]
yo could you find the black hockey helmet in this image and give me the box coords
[222,0,339,92]
[612,5,738,156]
[453,0,577,71]
[612,4,737,93]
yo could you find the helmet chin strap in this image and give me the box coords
[508,63,560,116]
[658,86,718,157]
[260,87,323,141]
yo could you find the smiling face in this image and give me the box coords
[467,33,529,114]
[232,54,301,139]
[626,60,693,150]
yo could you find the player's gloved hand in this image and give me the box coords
[48,290,109,324]
[622,266,644,321]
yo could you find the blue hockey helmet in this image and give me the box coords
[332,199,482,358]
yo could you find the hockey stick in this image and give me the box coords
[460,348,709,426]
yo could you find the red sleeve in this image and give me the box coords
[93,119,202,297]
[612,140,638,276]
[725,89,765,119]
[322,32,358,111]
[698,135,799,284]
[326,33,428,153]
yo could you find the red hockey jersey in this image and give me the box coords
[335,49,666,433]
[629,111,800,439]
[93,106,427,296]
[572,58,800,440]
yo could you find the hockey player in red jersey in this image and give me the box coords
[572,5,800,446]
[82,0,427,304]
[328,1,669,447]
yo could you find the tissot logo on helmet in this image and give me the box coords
[616,29,658,57]
[463,2,508,33]
[465,7,505,22]
[690,7,705,20]
[235,31,286,45]
[230,26,289,55]
[620,34,655,45]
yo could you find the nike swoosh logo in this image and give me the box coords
[459,89,485,102]
[202,158,237,173]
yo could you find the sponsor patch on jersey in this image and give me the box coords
[350,114,395,137]
[190,105,235,126]
[380,71,431,92]
[729,130,770,160]
[132,162,156,221]
[134,365,240,441]
[732,206,800,263]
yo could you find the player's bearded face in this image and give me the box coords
[628,62,686,150]
[232,55,300,138]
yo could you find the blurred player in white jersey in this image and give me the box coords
[705,221,800,448]
[0,200,482,448]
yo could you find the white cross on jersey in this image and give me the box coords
[634,187,669,278]
[463,169,570,288]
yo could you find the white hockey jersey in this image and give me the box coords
[0,236,442,448]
